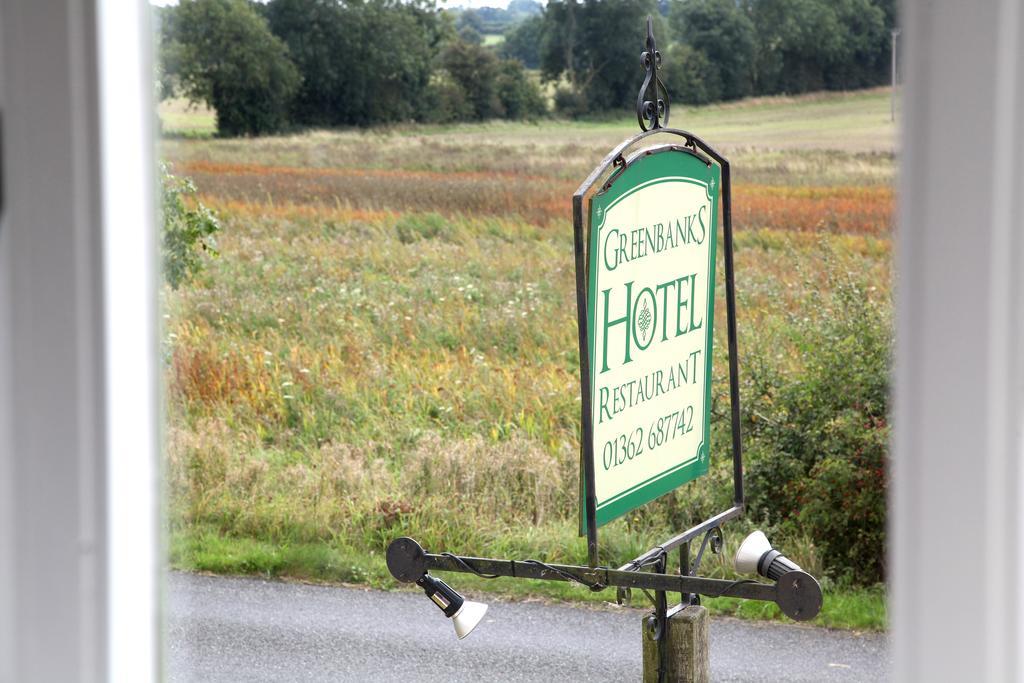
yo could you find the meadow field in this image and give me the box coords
[161,88,893,630]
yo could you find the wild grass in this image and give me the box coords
[162,86,896,147]
[176,158,894,235]
[161,89,895,631]
[161,87,896,182]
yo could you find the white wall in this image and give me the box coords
[893,0,1024,680]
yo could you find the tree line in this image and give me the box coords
[452,0,542,39]
[158,0,548,136]
[158,0,896,137]
[518,0,896,113]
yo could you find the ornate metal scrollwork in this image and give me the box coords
[690,526,724,577]
[636,15,670,132]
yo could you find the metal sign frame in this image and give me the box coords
[573,127,744,569]
[386,21,822,680]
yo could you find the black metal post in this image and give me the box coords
[679,540,691,606]
[721,159,745,509]
[653,552,669,683]
[572,191,600,568]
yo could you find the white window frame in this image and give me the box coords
[0,1,158,680]
[893,0,1024,680]
[3,0,1024,680]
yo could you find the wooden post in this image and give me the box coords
[642,605,709,683]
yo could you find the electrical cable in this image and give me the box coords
[520,559,606,591]
[704,578,760,598]
[623,546,667,573]
[439,552,500,579]
[439,552,608,590]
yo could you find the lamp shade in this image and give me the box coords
[452,600,488,640]
[734,530,773,575]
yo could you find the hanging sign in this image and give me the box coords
[578,146,719,532]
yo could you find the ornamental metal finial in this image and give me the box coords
[636,15,670,132]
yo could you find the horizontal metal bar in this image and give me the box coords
[424,551,776,603]
[620,506,744,571]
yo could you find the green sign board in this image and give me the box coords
[579,147,720,532]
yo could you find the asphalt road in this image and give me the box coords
[166,572,889,682]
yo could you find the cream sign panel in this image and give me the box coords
[584,149,719,529]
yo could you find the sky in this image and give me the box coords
[152,0,515,9]
[440,0,512,7]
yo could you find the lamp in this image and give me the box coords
[734,530,803,580]
[733,530,823,621]
[387,537,489,640]
[416,574,489,640]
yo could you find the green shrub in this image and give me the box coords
[743,269,890,585]
[661,43,719,106]
[495,60,547,120]
[669,0,756,101]
[440,40,505,120]
[160,0,300,136]
[160,163,220,290]
[553,85,588,118]
[421,72,474,124]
